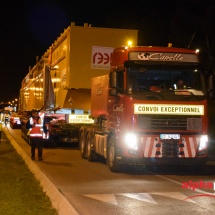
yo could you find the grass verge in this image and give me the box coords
[0,131,58,215]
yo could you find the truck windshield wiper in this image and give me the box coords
[149,90,166,100]
[175,89,201,101]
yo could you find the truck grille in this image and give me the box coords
[137,115,201,130]
[162,140,179,157]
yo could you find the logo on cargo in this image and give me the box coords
[91,46,114,69]
[93,52,110,65]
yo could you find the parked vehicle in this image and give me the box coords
[10,112,21,129]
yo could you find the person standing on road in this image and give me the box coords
[26,110,44,161]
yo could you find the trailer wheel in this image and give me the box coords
[107,136,120,172]
[79,130,86,158]
[86,131,97,162]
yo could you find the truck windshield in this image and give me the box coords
[126,66,204,94]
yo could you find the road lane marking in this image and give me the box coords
[117,193,157,204]
[83,192,195,205]
[83,194,118,205]
[151,192,195,203]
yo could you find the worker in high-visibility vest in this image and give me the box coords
[3,111,10,126]
[26,110,43,161]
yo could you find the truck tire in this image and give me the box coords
[79,130,86,158]
[86,130,97,162]
[107,135,120,172]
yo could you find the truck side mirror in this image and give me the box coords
[208,74,214,99]
[109,71,117,88]
[109,88,118,96]
[109,71,124,96]
[109,71,118,96]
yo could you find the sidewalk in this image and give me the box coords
[1,126,79,215]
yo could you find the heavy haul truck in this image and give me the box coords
[19,23,209,172]
[19,22,138,146]
[79,45,209,172]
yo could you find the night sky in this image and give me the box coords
[0,0,214,102]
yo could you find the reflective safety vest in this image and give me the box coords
[4,113,10,120]
[29,117,43,138]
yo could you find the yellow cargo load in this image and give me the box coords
[20,22,138,113]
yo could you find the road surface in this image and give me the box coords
[4,126,215,215]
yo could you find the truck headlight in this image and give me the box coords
[199,135,208,150]
[124,133,138,150]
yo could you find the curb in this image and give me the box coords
[3,127,79,215]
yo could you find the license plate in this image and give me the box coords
[160,134,180,139]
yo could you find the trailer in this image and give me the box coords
[19,22,138,146]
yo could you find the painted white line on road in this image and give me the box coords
[118,193,157,204]
[151,192,195,203]
[84,194,118,205]
[83,192,196,205]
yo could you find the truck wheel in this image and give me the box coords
[107,136,120,172]
[86,131,97,162]
[79,130,86,158]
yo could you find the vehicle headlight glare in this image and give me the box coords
[199,135,208,150]
[124,133,138,150]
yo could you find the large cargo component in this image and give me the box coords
[19,23,138,146]
[19,23,138,113]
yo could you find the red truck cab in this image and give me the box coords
[80,46,208,172]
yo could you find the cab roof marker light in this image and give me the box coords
[168,43,172,48]
[127,40,132,47]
